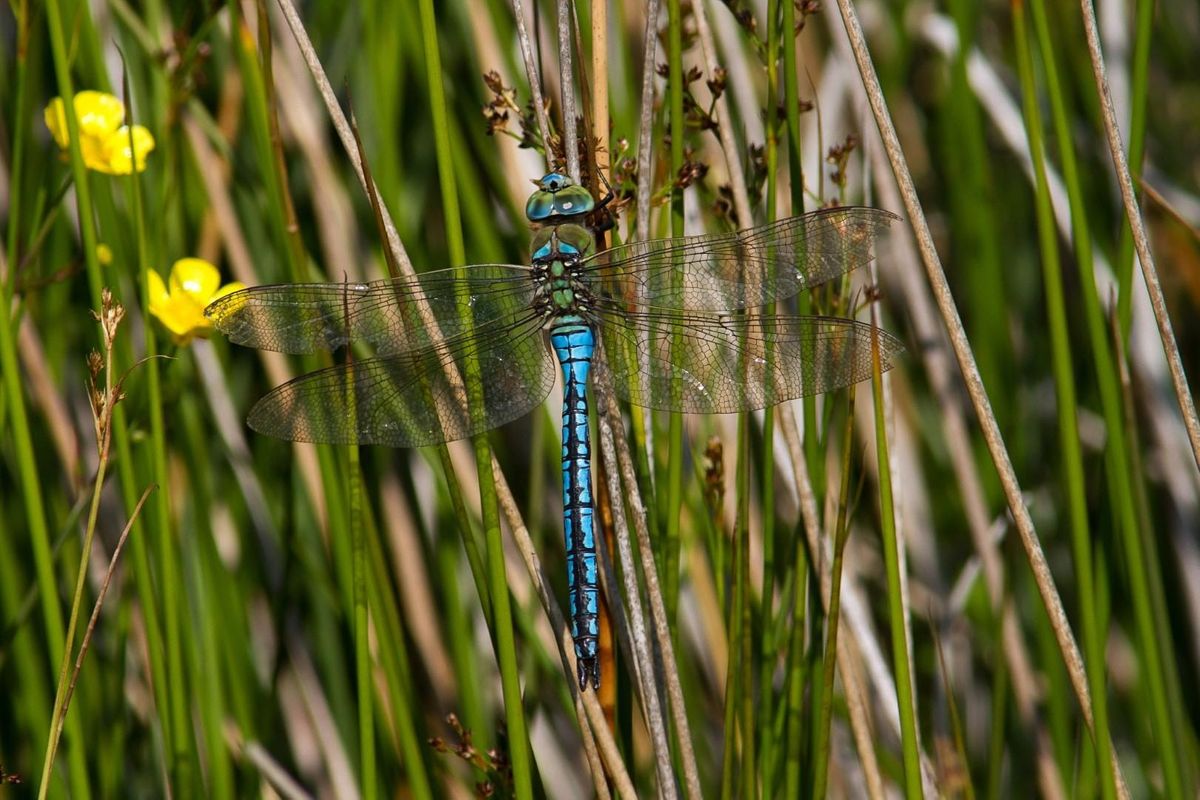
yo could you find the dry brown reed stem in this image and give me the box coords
[631,0,662,470]
[590,0,609,178]
[556,0,579,180]
[1078,0,1200,478]
[16,315,80,486]
[923,10,1196,675]
[869,18,1131,793]
[580,10,700,788]
[593,397,679,800]
[634,0,662,241]
[597,371,704,799]
[275,0,412,273]
[831,0,1099,740]
[585,0,644,736]
[235,737,315,800]
[61,484,155,717]
[272,28,360,282]
[508,0,553,154]
[588,1,701,795]
[283,637,362,797]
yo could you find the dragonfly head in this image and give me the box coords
[527,172,596,224]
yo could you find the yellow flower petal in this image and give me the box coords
[169,258,222,304]
[147,269,171,313]
[74,136,107,172]
[44,92,125,143]
[43,98,71,148]
[101,125,155,174]
[73,91,126,138]
[149,259,239,345]
[154,293,210,343]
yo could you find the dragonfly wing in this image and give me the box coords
[205,264,535,355]
[247,314,555,447]
[597,310,903,414]
[585,207,897,312]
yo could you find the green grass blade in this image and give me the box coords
[1028,2,1187,794]
[871,333,923,800]
[415,0,533,796]
[1012,5,1114,795]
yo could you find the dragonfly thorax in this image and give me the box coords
[530,222,597,319]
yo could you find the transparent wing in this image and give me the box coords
[597,309,903,414]
[247,313,554,447]
[584,207,897,312]
[205,264,536,355]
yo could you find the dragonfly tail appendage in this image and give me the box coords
[551,322,601,691]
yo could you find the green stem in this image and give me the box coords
[758,2,781,791]
[1011,6,1114,797]
[663,0,685,635]
[348,443,376,799]
[722,417,753,800]
[1114,0,1153,338]
[35,310,113,800]
[417,0,532,796]
[782,537,811,799]
[1028,3,1184,795]
[872,335,923,800]
[128,94,194,797]
[364,510,435,799]
[811,388,855,799]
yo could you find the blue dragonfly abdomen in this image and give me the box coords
[550,320,600,689]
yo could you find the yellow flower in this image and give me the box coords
[147,258,244,345]
[44,91,155,174]
[44,91,125,145]
[102,126,156,174]
[96,243,114,266]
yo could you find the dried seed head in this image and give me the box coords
[482,70,504,94]
[97,288,125,346]
[87,350,103,380]
[707,67,727,98]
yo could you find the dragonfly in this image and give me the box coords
[205,173,903,690]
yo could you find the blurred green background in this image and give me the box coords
[2,0,1199,797]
